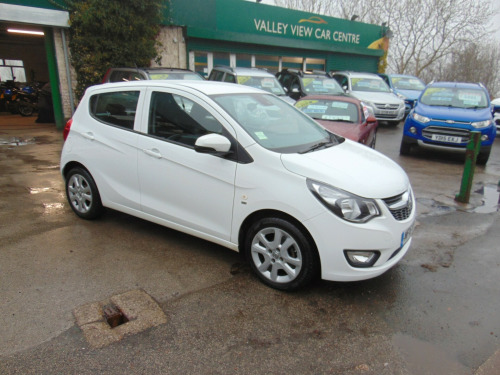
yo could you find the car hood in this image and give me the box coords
[350,91,403,105]
[315,120,362,142]
[281,141,409,198]
[416,103,492,122]
[395,89,422,100]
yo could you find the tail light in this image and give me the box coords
[63,118,72,141]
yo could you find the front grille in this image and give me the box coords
[383,191,413,221]
[422,126,470,142]
[377,113,398,119]
[374,103,400,110]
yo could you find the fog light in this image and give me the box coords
[481,134,489,141]
[344,250,380,268]
[410,127,417,134]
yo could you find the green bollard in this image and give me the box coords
[455,131,481,204]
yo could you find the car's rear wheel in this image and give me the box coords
[65,167,103,219]
[244,217,319,291]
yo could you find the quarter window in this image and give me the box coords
[148,92,223,146]
[89,91,139,129]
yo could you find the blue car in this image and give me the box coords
[379,74,426,116]
[400,82,496,165]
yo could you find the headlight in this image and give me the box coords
[471,119,492,129]
[307,179,380,223]
[412,112,430,123]
[396,93,407,100]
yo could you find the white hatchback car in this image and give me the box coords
[61,80,415,291]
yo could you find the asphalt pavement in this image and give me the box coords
[0,113,499,375]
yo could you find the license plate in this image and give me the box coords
[431,134,462,143]
[401,222,415,247]
[379,110,395,115]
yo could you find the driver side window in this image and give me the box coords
[148,92,223,147]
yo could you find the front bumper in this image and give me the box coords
[402,117,496,151]
[305,189,416,282]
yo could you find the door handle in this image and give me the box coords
[143,148,162,159]
[82,132,95,140]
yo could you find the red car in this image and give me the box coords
[295,95,378,148]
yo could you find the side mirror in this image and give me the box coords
[342,85,348,92]
[366,115,377,124]
[194,134,232,155]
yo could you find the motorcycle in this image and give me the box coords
[0,80,20,114]
[17,83,42,117]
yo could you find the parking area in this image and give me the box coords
[0,113,499,374]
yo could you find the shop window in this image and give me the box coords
[255,55,280,73]
[304,58,325,72]
[236,54,252,68]
[194,52,208,77]
[213,52,230,68]
[281,56,303,70]
[0,59,26,83]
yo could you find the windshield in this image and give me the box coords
[296,98,359,123]
[351,77,390,93]
[420,87,489,109]
[301,76,343,95]
[212,93,339,153]
[236,76,287,96]
[149,72,204,80]
[391,76,425,91]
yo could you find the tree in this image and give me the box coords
[437,41,500,97]
[274,0,496,81]
[68,0,164,98]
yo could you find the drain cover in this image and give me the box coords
[73,289,167,348]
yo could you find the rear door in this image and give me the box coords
[73,87,145,210]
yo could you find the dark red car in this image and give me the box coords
[295,95,378,148]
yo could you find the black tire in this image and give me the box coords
[476,150,490,165]
[399,140,412,155]
[244,217,319,291]
[65,167,103,219]
[369,130,377,149]
[18,103,34,116]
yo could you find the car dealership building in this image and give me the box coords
[0,0,387,128]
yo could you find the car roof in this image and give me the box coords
[334,71,382,79]
[212,66,274,77]
[110,67,194,73]
[93,80,266,96]
[427,81,483,89]
[297,94,361,104]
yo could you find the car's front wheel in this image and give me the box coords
[65,167,103,220]
[244,217,319,291]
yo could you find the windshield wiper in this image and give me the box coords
[299,134,338,154]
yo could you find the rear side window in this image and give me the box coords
[89,91,140,129]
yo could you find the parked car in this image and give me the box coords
[400,81,496,164]
[61,80,415,291]
[102,67,205,83]
[378,73,425,116]
[330,71,405,126]
[295,95,378,148]
[208,66,295,104]
[276,69,344,100]
[491,97,500,131]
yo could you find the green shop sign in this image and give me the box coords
[167,0,385,56]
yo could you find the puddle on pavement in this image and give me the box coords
[473,184,500,213]
[29,187,52,194]
[418,183,499,216]
[0,137,36,146]
[43,203,65,214]
[392,333,470,374]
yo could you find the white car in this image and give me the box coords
[61,81,415,290]
[331,71,405,126]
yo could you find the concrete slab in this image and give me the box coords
[73,289,167,349]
